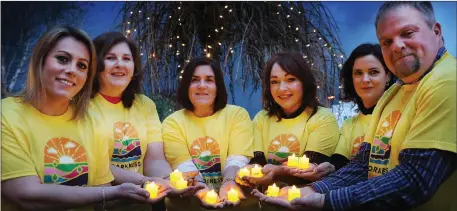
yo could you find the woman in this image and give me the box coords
[90,32,198,211]
[252,44,395,207]
[162,57,256,210]
[286,43,394,181]
[1,25,158,211]
[240,52,340,189]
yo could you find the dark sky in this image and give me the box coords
[79,2,457,117]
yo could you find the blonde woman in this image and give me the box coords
[1,25,163,211]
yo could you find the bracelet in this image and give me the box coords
[102,187,107,211]
[222,178,235,186]
[162,175,170,180]
[139,176,147,185]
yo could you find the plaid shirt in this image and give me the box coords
[312,142,457,210]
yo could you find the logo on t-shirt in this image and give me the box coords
[351,135,364,159]
[369,110,402,176]
[267,134,300,165]
[43,137,88,186]
[189,136,222,190]
[111,121,142,172]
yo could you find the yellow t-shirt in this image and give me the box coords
[334,113,371,160]
[89,93,162,175]
[162,105,253,190]
[253,106,339,165]
[364,52,456,210]
[1,97,114,211]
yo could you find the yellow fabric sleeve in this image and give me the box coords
[92,122,115,185]
[162,115,192,169]
[334,119,352,159]
[227,108,254,158]
[1,115,38,181]
[402,77,456,152]
[141,95,163,144]
[252,111,266,153]
[304,109,340,157]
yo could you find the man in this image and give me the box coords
[252,2,456,210]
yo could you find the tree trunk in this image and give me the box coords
[9,39,31,92]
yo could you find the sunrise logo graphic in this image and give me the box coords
[267,134,300,165]
[43,137,88,186]
[111,121,142,172]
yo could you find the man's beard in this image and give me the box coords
[394,54,421,78]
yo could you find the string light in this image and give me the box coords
[176,52,180,55]
[338,64,343,68]
[338,86,342,89]
[218,42,222,46]
[177,36,180,39]
[130,11,133,14]
[134,29,136,32]
[290,7,294,10]
[179,76,182,79]
[221,26,224,30]
[126,30,131,33]
[303,55,308,59]
[140,53,144,56]
[178,65,181,68]
[179,23,182,26]
[207,45,212,49]
[169,44,172,47]
[340,55,344,58]
[229,9,232,12]
[181,43,186,46]
[295,27,299,31]
[215,29,219,32]
[229,47,233,50]
[317,86,320,89]
[298,11,301,14]
[225,5,228,9]
[206,53,211,58]
[278,4,281,6]
[127,21,131,24]
[181,70,184,73]
[208,35,211,38]
[186,60,190,63]
[295,39,299,42]
[139,10,141,13]
[288,25,291,28]
[204,49,207,52]
[306,44,310,47]
[324,43,328,47]
[230,50,234,53]
[169,16,172,18]
[178,6,181,9]
[277,12,279,15]
[219,15,223,18]
[313,29,316,33]
[147,17,150,20]
[286,15,290,18]
[319,37,322,40]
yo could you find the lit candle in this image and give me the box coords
[266,183,279,197]
[170,169,183,187]
[175,176,188,190]
[227,188,239,203]
[144,181,158,198]
[287,185,301,201]
[298,155,309,169]
[251,164,263,178]
[238,167,250,178]
[287,153,299,167]
[205,189,218,204]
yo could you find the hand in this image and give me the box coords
[285,162,335,182]
[169,182,206,198]
[244,164,277,186]
[114,183,169,204]
[251,186,321,210]
[195,185,224,209]
[290,192,325,211]
[219,181,246,207]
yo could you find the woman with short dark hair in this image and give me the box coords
[240,51,340,189]
[163,57,256,210]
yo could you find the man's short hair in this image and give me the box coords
[375,1,436,29]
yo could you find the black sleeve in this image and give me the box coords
[330,154,349,170]
[248,151,267,166]
[304,151,331,164]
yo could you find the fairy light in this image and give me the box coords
[288,25,291,28]
[208,35,211,38]
[319,37,322,40]
[230,50,234,53]
[340,55,344,58]
[215,29,219,32]
[181,43,186,46]
[317,86,320,89]
[298,11,301,14]
[208,45,212,49]
[295,27,299,31]
[127,21,131,24]
[287,15,290,18]
[230,47,233,50]
[176,52,180,56]
[139,10,141,13]
[181,70,184,73]
[130,11,133,14]
[278,4,281,6]
[277,12,280,15]
[313,29,316,33]
[324,43,328,47]
[126,30,131,34]
[178,65,181,68]
[338,64,343,68]
[140,53,144,56]
[169,44,172,48]
[179,23,182,26]
[229,9,232,12]
[178,6,181,9]
[186,60,190,63]
[303,55,308,59]
[206,53,211,58]
[204,49,207,52]
[177,36,180,39]
[169,16,172,18]
[221,26,224,30]
[134,29,136,32]
[179,76,182,79]
[218,42,222,46]
[306,44,310,47]
[225,5,228,9]
[147,17,150,20]
[338,86,342,89]
[295,39,299,42]
[219,15,223,18]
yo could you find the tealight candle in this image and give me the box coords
[205,189,218,204]
[287,153,299,167]
[288,185,301,201]
[227,188,239,203]
[298,155,309,169]
[144,181,158,198]
[251,164,263,178]
[170,169,183,187]
[238,167,250,178]
[175,176,188,190]
[266,183,279,197]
